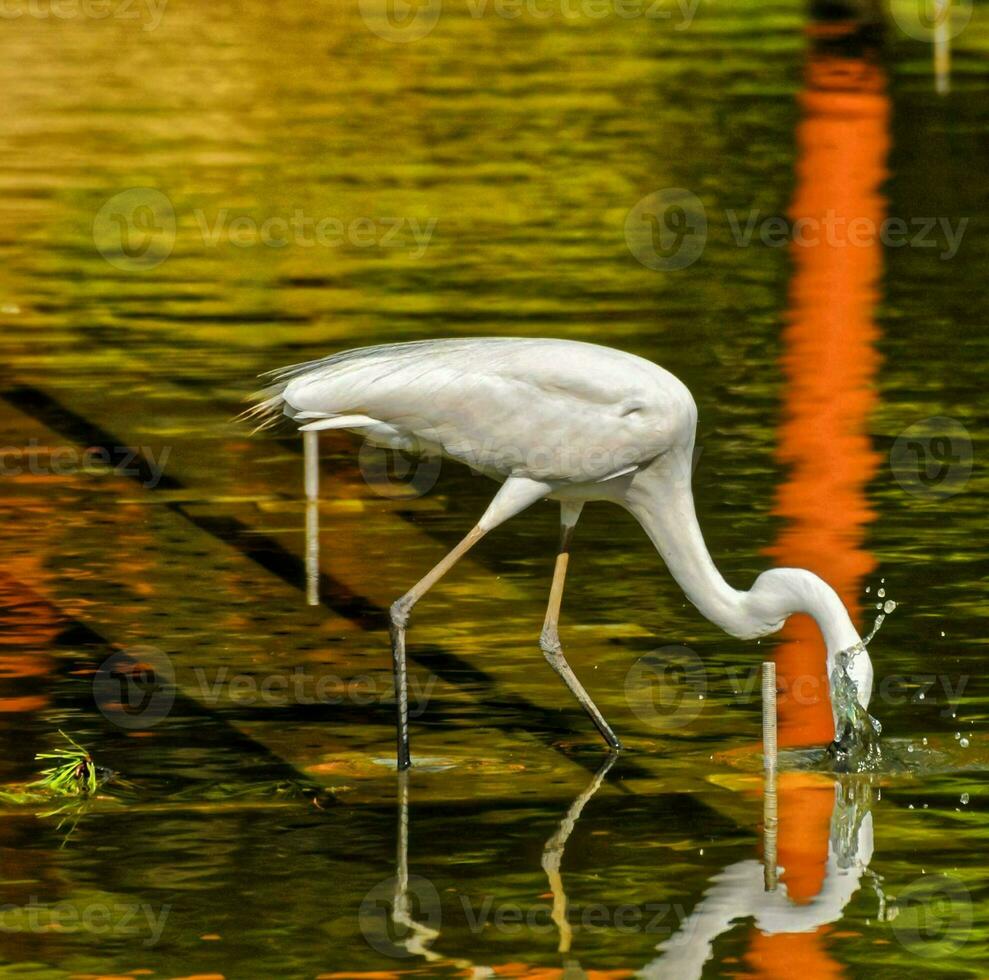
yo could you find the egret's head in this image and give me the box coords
[747,567,874,715]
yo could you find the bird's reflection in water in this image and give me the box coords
[385,769,494,975]
[390,770,443,964]
[640,773,880,979]
[541,753,619,969]
[385,755,618,975]
[383,761,886,977]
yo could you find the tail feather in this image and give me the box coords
[234,385,290,433]
[239,337,515,437]
[238,339,456,433]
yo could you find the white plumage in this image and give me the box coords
[245,337,874,770]
[246,337,695,488]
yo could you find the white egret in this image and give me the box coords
[245,337,874,769]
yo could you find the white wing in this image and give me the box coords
[243,338,696,486]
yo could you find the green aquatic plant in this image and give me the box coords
[33,731,100,796]
[0,731,106,806]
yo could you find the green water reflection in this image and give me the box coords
[0,0,986,977]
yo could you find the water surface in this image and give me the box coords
[0,1,987,977]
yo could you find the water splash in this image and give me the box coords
[861,595,896,647]
[827,643,883,773]
[862,614,885,646]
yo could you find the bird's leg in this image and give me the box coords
[389,476,557,769]
[540,502,623,751]
[389,524,487,770]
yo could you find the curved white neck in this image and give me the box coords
[622,454,872,711]
[623,457,759,638]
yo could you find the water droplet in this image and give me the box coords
[960,737,969,748]
[922,737,928,746]
[940,631,946,638]
[875,602,882,610]
[878,588,886,598]
[961,793,969,804]
[918,691,925,700]
[865,586,871,594]
[907,744,914,752]
[955,732,961,740]
[883,600,896,614]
